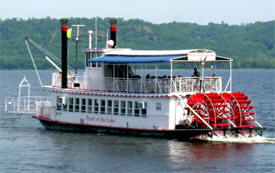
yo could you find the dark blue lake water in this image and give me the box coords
[0,70,274,173]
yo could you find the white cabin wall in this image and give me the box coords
[48,91,171,130]
[84,65,105,90]
[49,92,57,120]
[147,97,169,129]
[168,97,188,129]
[168,98,176,129]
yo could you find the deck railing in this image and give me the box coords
[52,73,221,94]
[5,96,50,114]
[104,77,221,94]
[170,77,222,93]
[36,101,52,117]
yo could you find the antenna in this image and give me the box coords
[72,23,85,74]
[95,17,98,48]
[106,29,108,48]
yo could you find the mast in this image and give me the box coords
[95,17,98,48]
[72,23,85,74]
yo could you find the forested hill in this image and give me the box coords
[0,17,274,69]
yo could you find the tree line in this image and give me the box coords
[0,17,274,69]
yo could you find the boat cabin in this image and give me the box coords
[52,48,233,95]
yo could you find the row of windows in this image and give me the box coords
[56,97,149,117]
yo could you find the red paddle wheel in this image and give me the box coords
[186,93,232,129]
[221,92,256,128]
[186,92,256,130]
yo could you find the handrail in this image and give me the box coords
[51,73,222,94]
[5,96,50,114]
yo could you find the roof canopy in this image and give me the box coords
[88,55,180,64]
[88,49,232,64]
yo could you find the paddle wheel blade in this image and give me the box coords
[186,92,232,129]
[221,92,257,129]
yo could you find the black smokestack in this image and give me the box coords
[60,19,68,89]
[109,19,117,48]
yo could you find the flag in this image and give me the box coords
[67,28,72,39]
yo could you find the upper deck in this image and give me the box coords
[49,49,231,95]
[51,74,222,94]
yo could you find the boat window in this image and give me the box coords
[114,100,119,115]
[87,99,92,113]
[63,97,67,111]
[94,99,99,114]
[156,102,161,111]
[127,101,133,116]
[69,97,74,112]
[56,96,62,111]
[107,100,112,114]
[141,102,147,117]
[121,101,126,116]
[75,98,80,112]
[100,100,106,114]
[81,98,86,113]
[134,102,140,117]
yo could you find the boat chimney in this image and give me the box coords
[109,19,117,48]
[60,18,68,89]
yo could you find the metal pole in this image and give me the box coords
[5,99,7,112]
[18,85,21,111]
[140,64,143,93]
[230,60,232,92]
[27,82,30,111]
[155,64,157,93]
[95,17,97,48]
[75,39,78,74]
[127,65,129,92]
[72,24,85,74]
[113,64,115,91]
[45,56,62,72]
[170,61,173,92]
[201,65,204,92]
[25,40,43,87]
[106,29,108,48]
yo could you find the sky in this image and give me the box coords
[1,0,274,25]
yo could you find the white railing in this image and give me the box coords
[104,77,222,94]
[171,77,222,93]
[5,96,50,114]
[51,72,222,94]
[36,101,52,117]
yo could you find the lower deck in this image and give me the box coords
[37,88,187,130]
